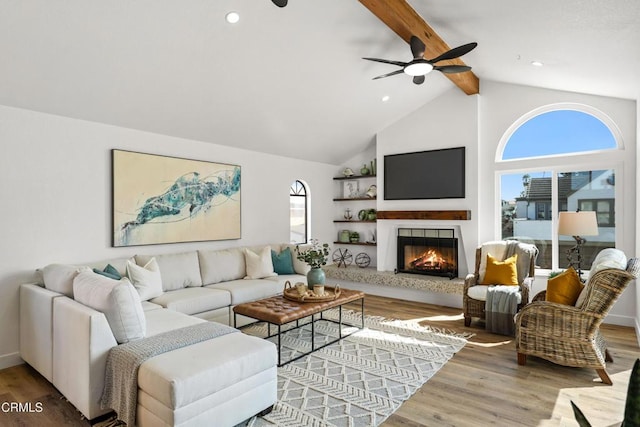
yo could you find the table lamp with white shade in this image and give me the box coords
[557,211,599,278]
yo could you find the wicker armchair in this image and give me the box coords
[515,257,639,385]
[463,241,538,327]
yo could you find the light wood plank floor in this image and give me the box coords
[0,294,637,426]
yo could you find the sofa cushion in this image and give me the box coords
[72,271,146,344]
[150,288,231,316]
[136,251,202,291]
[285,243,312,275]
[244,247,277,279]
[264,274,306,288]
[141,301,164,312]
[37,257,136,296]
[137,332,275,411]
[144,307,206,337]
[198,248,246,285]
[466,284,522,304]
[41,264,82,297]
[127,258,164,301]
[271,247,295,275]
[206,279,282,305]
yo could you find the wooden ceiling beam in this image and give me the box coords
[358,0,480,95]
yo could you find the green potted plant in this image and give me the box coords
[295,239,330,286]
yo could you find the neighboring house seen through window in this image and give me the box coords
[498,107,619,271]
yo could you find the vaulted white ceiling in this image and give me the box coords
[2,0,638,164]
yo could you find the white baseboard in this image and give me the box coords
[0,352,23,370]
[602,313,636,327]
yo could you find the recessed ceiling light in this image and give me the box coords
[381,95,390,102]
[531,61,543,67]
[225,12,240,24]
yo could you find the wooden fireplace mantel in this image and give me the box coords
[376,210,471,220]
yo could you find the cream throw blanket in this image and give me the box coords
[100,322,237,426]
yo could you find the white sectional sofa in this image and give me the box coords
[19,243,309,427]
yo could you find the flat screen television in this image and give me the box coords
[384,147,465,200]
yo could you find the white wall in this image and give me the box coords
[479,80,637,326]
[637,104,640,342]
[335,142,378,267]
[0,105,336,368]
[373,81,637,327]
[375,88,480,276]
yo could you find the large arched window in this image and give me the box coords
[290,180,308,244]
[497,105,621,271]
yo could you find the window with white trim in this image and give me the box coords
[290,180,308,244]
[498,107,619,271]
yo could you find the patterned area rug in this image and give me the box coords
[242,309,470,427]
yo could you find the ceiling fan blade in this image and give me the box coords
[372,69,405,80]
[272,0,288,7]
[363,57,407,67]
[410,36,425,60]
[427,42,478,64]
[413,75,425,85]
[434,65,472,74]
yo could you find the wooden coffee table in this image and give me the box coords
[233,287,365,366]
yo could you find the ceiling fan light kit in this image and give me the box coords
[404,61,433,76]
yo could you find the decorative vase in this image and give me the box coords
[307,267,326,286]
[360,164,370,175]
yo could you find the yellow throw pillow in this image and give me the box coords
[546,267,584,306]
[481,253,519,285]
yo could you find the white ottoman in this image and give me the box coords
[136,331,277,427]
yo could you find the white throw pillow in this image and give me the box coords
[73,271,146,344]
[127,258,164,301]
[244,246,277,279]
[576,248,628,308]
[285,243,312,275]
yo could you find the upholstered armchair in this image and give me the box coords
[463,241,538,328]
[515,250,639,385]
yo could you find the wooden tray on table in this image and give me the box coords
[282,281,341,303]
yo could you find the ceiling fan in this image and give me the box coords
[364,36,477,85]
[271,0,287,7]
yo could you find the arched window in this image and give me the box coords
[497,105,620,271]
[290,180,308,244]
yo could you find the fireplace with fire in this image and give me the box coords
[397,228,458,279]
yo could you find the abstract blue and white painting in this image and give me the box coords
[112,150,241,246]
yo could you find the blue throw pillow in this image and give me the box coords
[271,247,295,275]
[93,264,122,281]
